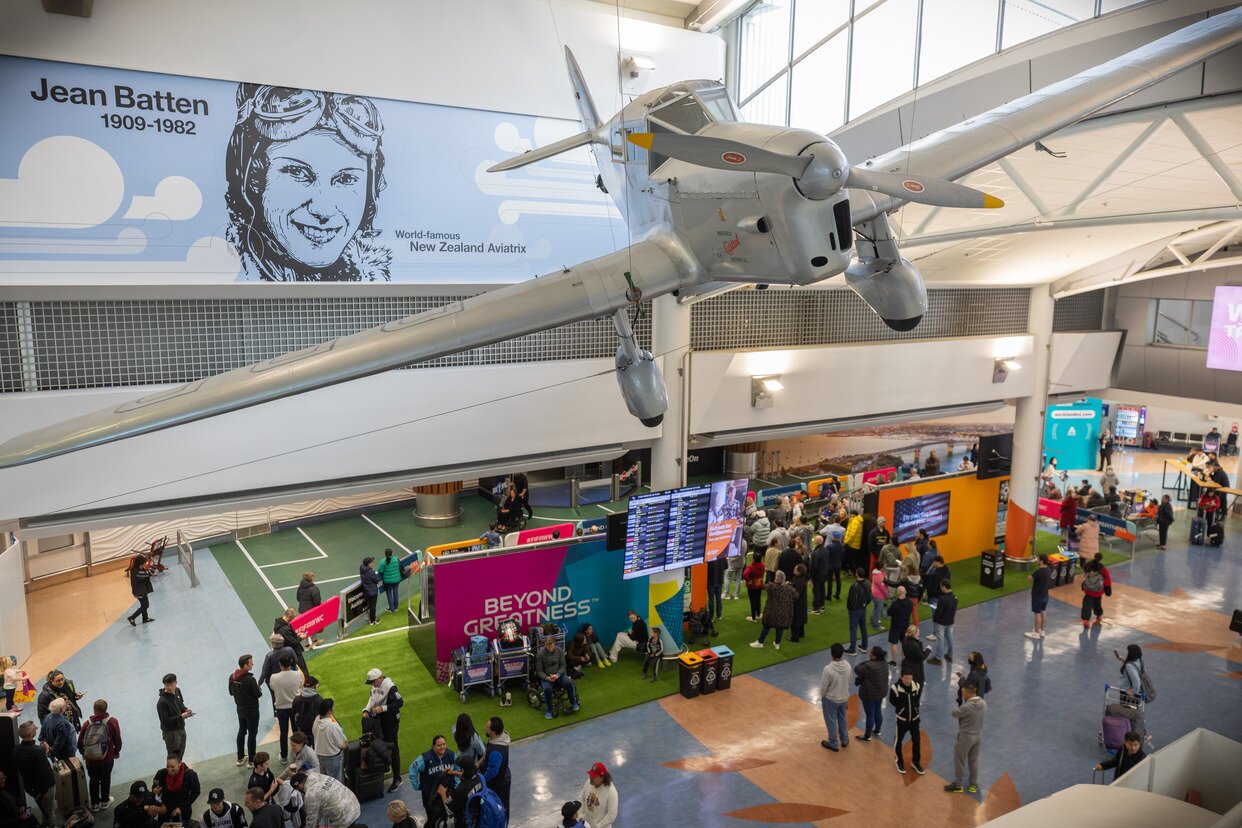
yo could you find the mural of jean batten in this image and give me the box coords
[0,56,623,284]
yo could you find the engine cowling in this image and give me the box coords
[615,346,667,427]
[844,256,928,332]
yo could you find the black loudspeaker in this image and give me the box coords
[605,511,628,551]
[1230,609,1242,634]
[976,433,1014,480]
[0,710,24,803]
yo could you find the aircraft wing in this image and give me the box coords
[0,237,699,468]
[848,7,1242,225]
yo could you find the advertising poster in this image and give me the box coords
[0,56,623,284]
[1207,285,1242,371]
[994,480,1009,546]
[1043,398,1103,470]
[893,491,951,539]
[433,539,687,662]
[704,478,748,562]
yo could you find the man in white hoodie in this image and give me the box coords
[819,643,853,752]
[362,668,404,792]
[582,762,618,828]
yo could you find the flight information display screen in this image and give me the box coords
[623,490,671,579]
[664,484,712,570]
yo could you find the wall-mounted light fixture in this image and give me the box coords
[619,55,656,96]
[993,357,1021,384]
[752,375,783,408]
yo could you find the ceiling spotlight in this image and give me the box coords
[1002,359,1021,371]
[993,358,1020,384]
[752,375,783,407]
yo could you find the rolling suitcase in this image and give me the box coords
[54,757,87,817]
[1190,516,1205,545]
[352,769,385,802]
[343,739,362,788]
[1208,523,1224,546]
[1101,714,1130,752]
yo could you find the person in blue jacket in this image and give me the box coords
[359,557,381,626]
[376,548,404,614]
[408,734,458,823]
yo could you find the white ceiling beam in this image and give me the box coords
[901,207,1242,248]
[1167,244,1192,267]
[1195,222,1241,264]
[1170,112,1242,202]
[1059,116,1166,216]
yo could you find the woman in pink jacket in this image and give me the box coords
[869,566,889,631]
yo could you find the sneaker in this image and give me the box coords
[857,735,871,743]
[127,617,136,627]
[571,703,580,712]
[387,778,403,793]
[843,649,857,655]
[773,643,781,651]
[1038,631,1046,639]
[912,763,925,775]
[873,732,882,739]
[896,758,906,773]
[1024,630,1041,639]
[749,641,763,648]
[280,756,288,764]
[968,784,978,793]
[650,676,658,683]
[545,711,554,719]
[597,662,606,669]
[604,659,613,667]
[945,783,964,793]
[142,617,155,623]
[925,634,937,641]
[641,672,648,678]
[235,757,246,767]
[247,759,255,768]
[927,657,943,666]
[821,740,838,752]
[1093,618,1103,626]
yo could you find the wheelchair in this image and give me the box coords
[527,680,575,717]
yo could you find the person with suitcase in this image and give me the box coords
[363,667,404,792]
[291,771,361,828]
[15,720,57,827]
[1095,731,1147,781]
[77,699,122,812]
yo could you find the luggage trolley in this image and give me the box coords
[492,620,530,704]
[1099,683,1147,752]
[450,640,495,702]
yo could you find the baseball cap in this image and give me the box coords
[561,801,582,819]
[130,781,148,796]
[207,788,225,804]
[587,762,607,778]
[365,667,383,683]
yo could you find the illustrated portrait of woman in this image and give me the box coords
[225,83,392,281]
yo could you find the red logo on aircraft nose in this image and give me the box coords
[902,179,925,193]
[721,151,746,165]
[723,233,741,256]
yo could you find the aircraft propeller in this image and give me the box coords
[627,132,1003,210]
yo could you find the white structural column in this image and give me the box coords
[1005,283,1055,560]
[649,295,692,491]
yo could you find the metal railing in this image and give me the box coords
[175,530,199,588]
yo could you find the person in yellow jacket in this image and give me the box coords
[843,508,864,573]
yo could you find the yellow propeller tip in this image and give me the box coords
[627,132,654,150]
[983,194,1005,209]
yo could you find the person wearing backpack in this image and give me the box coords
[1116,644,1155,703]
[77,698,122,812]
[376,548,404,614]
[290,771,359,828]
[1080,558,1107,629]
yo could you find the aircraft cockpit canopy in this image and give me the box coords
[644,81,738,174]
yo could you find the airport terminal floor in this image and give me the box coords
[8,451,1241,827]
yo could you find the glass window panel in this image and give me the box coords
[1153,299,1191,346]
[738,0,793,100]
[740,72,789,126]
[790,32,849,134]
[793,0,849,59]
[651,94,713,134]
[918,0,999,85]
[849,0,918,121]
[1189,300,1212,348]
[1001,0,1095,50]
[1100,0,1147,12]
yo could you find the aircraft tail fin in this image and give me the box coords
[564,47,601,132]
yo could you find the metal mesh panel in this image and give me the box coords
[0,303,22,393]
[1053,290,1106,332]
[690,287,1031,350]
[14,296,652,392]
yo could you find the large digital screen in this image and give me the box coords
[622,478,749,579]
[1207,285,1242,371]
[893,491,951,540]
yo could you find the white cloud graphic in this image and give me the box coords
[0,136,124,228]
[123,175,203,221]
[0,235,241,284]
[0,226,147,256]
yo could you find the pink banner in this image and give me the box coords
[292,595,340,637]
[862,467,897,485]
[506,522,576,546]
[1037,498,1062,520]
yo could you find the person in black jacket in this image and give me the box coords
[0,768,36,827]
[825,536,845,601]
[126,553,155,625]
[14,721,56,826]
[844,569,871,655]
[37,669,83,726]
[292,676,323,748]
[888,668,924,775]
[296,572,322,614]
[928,580,957,665]
[274,608,312,681]
[853,647,889,741]
[900,626,930,685]
[512,471,532,519]
[363,668,405,792]
[229,655,263,767]
[359,557,381,626]
[152,753,201,826]
[789,564,810,643]
[258,634,295,710]
[1095,731,1147,780]
[809,536,829,612]
[1156,494,1175,550]
[867,517,892,572]
[608,611,649,664]
[113,780,160,828]
[706,556,726,622]
[775,543,802,583]
[157,673,192,759]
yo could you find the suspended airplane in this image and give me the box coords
[1,7,1240,468]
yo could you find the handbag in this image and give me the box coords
[14,676,36,704]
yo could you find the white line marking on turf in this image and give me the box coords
[754,478,780,487]
[596,504,617,514]
[259,554,329,569]
[312,624,412,649]
[361,514,413,557]
[235,538,286,608]
[296,527,331,559]
[526,516,567,523]
[275,574,357,590]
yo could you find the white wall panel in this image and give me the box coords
[1049,331,1122,394]
[0,357,662,521]
[687,335,1036,436]
[0,542,32,666]
[0,0,723,122]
